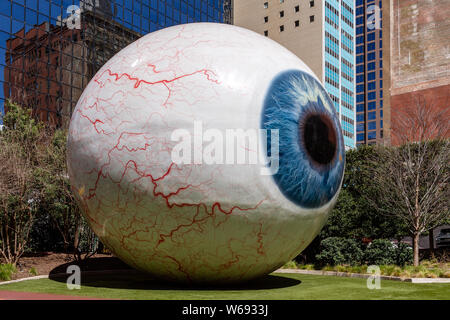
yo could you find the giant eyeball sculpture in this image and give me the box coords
[67,23,345,283]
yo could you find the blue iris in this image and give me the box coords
[261,70,345,208]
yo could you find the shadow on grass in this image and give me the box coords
[49,257,301,291]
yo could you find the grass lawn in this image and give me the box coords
[0,272,449,300]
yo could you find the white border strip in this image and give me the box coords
[275,268,450,283]
[0,275,49,286]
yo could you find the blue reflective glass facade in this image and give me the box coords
[355,0,384,145]
[324,0,356,149]
[0,0,229,126]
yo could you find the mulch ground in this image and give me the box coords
[2,252,132,281]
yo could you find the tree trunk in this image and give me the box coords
[413,233,420,266]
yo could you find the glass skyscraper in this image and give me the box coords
[0,0,230,126]
[324,0,356,149]
[355,0,384,145]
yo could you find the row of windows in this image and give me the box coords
[325,45,339,59]
[356,110,383,123]
[341,71,353,83]
[341,86,353,98]
[326,61,339,75]
[356,50,382,64]
[264,1,315,10]
[341,0,354,15]
[356,79,383,92]
[341,28,354,42]
[342,57,353,69]
[359,40,382,52]
[325,15,339,29]
[356,100,382,113]
[341,13,354,29]
[263,18,309,36]
[329,93,340,105]
[356,71,382,84]
[342,100,354,111]
[341,42,353,55]
[342,114,354,126]
[325,75,339,89]
[343,130,354,139]
[325,1,339,17]
[326,31,339,46]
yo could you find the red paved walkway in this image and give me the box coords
[0,290,108,300]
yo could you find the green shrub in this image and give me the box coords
[395,242,413,266]
[315,237,364,266]
[0,264,17,281]
[29,267,38,276]
[282,261,297,269]
[364,239,396,265]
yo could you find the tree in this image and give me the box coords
[33,128,99,260]
[34,129,80,252]
[370,97,450,266]
[0,102,100,263]
[0,102,44,265]
[320,146,408,241]
[297,146,409,264]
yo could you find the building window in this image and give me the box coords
[368,121,377,131]
[264,30,268,37]
[368,131,377,140]
[357,133,365,142]
[280,25,284,32]
[357,114,364,122]
[295,20,300,27]
[264,2,268,9]
[310,0,315,7]
[280,11,284,18]
[295,5,300,12]
[356,65,364,73]
[264,16,268,23]
[357,123,365,132]
[310,15,314,23]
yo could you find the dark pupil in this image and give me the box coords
[303,114,337,165]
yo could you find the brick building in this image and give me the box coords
[383,0,450,145]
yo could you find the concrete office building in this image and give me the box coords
[233,0,357,149]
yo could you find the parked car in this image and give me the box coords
[436,228,450,248]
